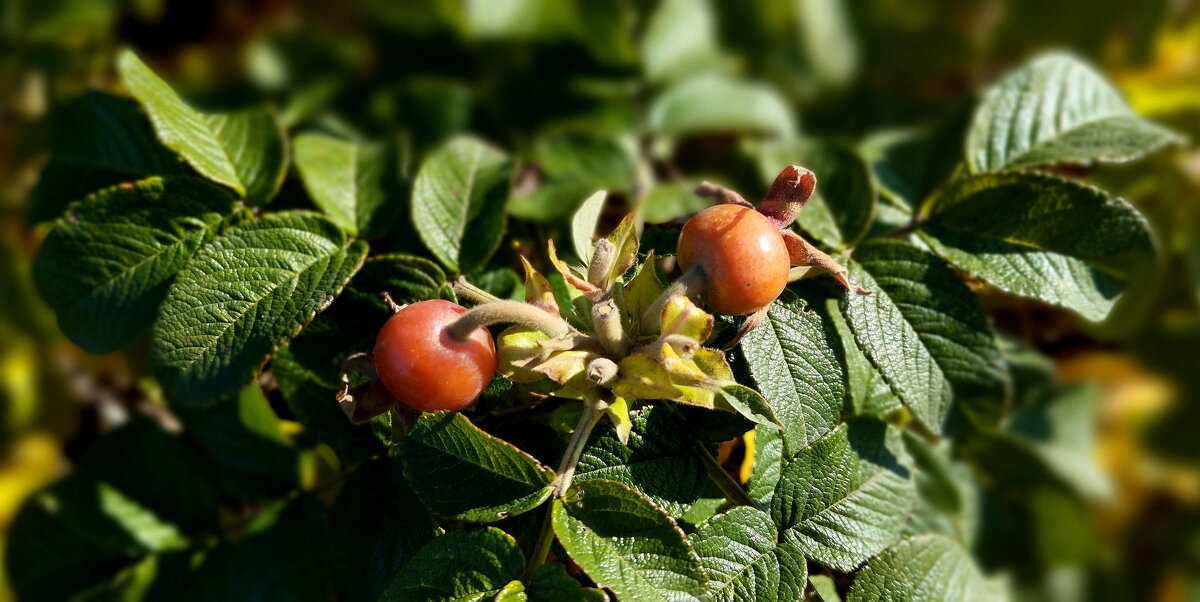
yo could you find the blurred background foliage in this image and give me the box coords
[2,0,1200,600]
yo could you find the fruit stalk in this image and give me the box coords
[445,300,572,341]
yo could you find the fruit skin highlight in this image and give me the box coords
[677,204,790,316]
[374,299,497,412]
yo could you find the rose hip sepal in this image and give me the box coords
[374,299,498,412]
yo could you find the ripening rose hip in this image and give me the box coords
[374,299,497,412]
[677,204,790,316]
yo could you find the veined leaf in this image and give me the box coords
[967,52,1182,173]
[293,132,403,237]
[842,240,1009,432]
[526,563,607,602]
[847,534,1005,601]
[118,50,288,205]
[649,74,796,140]
[400,412,554,522]
[691,507,808,602]
[151,211,367,405]
[412,135,510,273]
[34,177,237,354]
[576,406,709,517]
[552,479,707,602]
[770,419,914,571]
[919,172,1154,322]
[382,527,524,602]
[746,424,785,507]
[740,291,845,453]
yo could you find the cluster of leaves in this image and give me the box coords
[6,2,1187,600]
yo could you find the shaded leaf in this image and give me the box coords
[919,172,1155,322]
[576,406,709,517]
[400,412,555,522]
[526,563,607,602]
[382,527,525,602]
[33,176,237,354]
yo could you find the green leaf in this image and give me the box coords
[828,297,901,417]
[649,74,796,140]
[919,172,1155,322]
[412,135,510,273]
[330,455,443,602]
[576,406,709,517]
[841,240,1009,432]
[151,211,367,405]
[29,91,181,223]
[7,478,187,600]
[757,140,875,248]
[401,412,555,522]
[716,384,782,430]
[382,528,525,602]
[33,176,237,354]
[770,419,914,571]
[509,134,633,222]
[571,190,608,263]
[746,423,785,507]
[117,51,288,204]
[740,291,845,453]
[847,534,1004,601]
[809,574,841,602]
[902,431,977,544]
[182,499,335,602]
[293,132,404,237]
[967,52,1182,173]
[175,382,298,499]
[641,182,711,224]
[526,563,607,602]
[691,507,808,602]
[859,105,970,211]
[641,0,727,84]
[551,479,707,602]
[796,0,859,89]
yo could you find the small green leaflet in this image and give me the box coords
[769,419,915,571]
[847,534,1005,601]
[919,171,1155,322]
[551,479,707,602]
[382,528,525,602]
[151,211,367,405]
[842,239,1009,433]
[690,507,808,602]
[293,132,401,237]
[740,291,845,453]
[400,412,554,522]
[411,135,510,274]
[967,52,1182,173]
[118,50,289,205]
[33,176,237,354]
[571,190,608,263]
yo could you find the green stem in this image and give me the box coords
[446,300,571,342]
[694,438,759,509]
[452,276,502,305]
[526,397,607,575]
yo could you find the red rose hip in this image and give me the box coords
[374,299,497,412]
[677,204,790,316]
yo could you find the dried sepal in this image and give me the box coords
[756,165,816,228]
[547,238,600,296]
